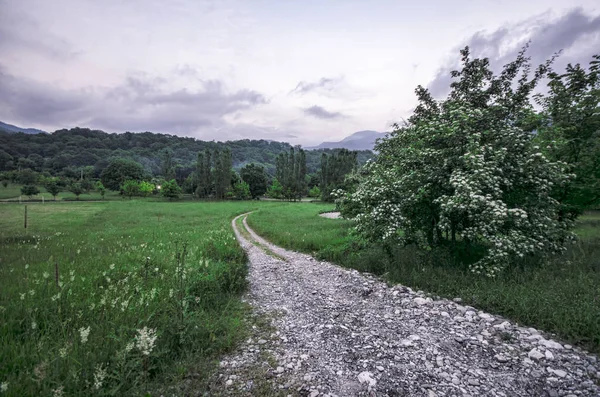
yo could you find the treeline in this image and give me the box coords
[0,128,373,183]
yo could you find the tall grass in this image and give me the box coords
[248,204,600,353]
[0,201,265,396]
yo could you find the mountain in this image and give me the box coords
[0,121,47,135]
[306,130,387,151]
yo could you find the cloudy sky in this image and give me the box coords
[1,0,599,145]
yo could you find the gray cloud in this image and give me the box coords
[0,68,267,135]
[290,77,341,95]
[0,6,79,61]
[302,105,345,119]
[428,8,600,98]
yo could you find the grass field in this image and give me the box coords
[0,184,122,201]
[0,200,272,396]
[248,205,600,354]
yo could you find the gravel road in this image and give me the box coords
[216,213,600,396]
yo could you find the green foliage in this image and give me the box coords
[162,179,182,200]
[1,180,7,188]
[534,54,600,215]
[95,181,106,199]
[20,184,39,198]
[339,46,574,276]
[138,180,155,197]
[266,178,283,199]
[43,178,62,200]
[100,158,145,191]
[69,182,84,200]
[240,163,268,199]
[232,181,251,200]
[18,168,38,185]
[275,147,307,200]
[0,127,374,188]
[320,149,358,202]
[121,179,141,198]
[0,201,260,395]
[309,186,321,198]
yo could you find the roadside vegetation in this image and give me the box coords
[0,201,269,396]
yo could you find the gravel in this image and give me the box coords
[218,213,600,396]
[319,212,342,219]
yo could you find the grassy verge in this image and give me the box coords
[0,200,271,396]
[248,204,600,354]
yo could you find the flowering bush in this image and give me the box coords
[339,47,576,276]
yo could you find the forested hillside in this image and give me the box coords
[0,127,373,180]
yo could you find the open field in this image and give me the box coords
[0,184,122,201]
[248,205,600,354]
[0,200,275,396]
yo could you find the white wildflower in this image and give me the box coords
[79,326,91,344]
[135,327,158,356]
[93,364,107,390]
[0,382,7,393]
[53,386,64,397]
[43,272,50,279]
[31,321,37,330]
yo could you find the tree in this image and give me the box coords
[232,181,251,200]
[100,158,145,191]
[309,186,321,198]
[161,179,182,200]
[96,181,106,200]
[139,181,155,197]
[534,54,600,216]
[320,149,358,202]
[339,46,573,276]
[266,178,283,199]
[69,183,84,200]
[44,179,61,201]
[18,168,38,185]
[121,180,140,199]
[275,147,307,200]
[21,185,39,199]
[161,149,175,180]
[240,163,268,199]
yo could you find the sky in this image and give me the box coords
[0,0,599,146]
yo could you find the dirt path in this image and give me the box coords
[218,213,600,396]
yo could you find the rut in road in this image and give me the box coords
[216,213,600,397]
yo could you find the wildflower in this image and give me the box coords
[59,345,68,358]
[135,327,158,356]
[53,386,64,397]
[32,321,37,330]
[20,293,25,300]
[25,264,29,269]
[28,289,35,296]
[125,342,134,353]
[79,326,91,344]
[43,272,50,279]
[109,264,115,270]
[0,382,7,393]
[93,364,107,390]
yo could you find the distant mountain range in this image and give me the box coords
[0,121,47,134]
[306,130,387,151]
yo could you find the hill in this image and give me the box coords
[0,127,374,181]
[0,121,47,135]
[307,130,387,151]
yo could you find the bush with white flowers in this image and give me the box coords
[339,47,576,276]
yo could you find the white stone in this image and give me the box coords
[414,297,428,305]
[545,350,554,360]
[357,371,376,387]
[528,348,545,361]
[552,369,567,378]
[541,339,564,350]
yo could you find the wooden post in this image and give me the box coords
[24,205,27,229]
